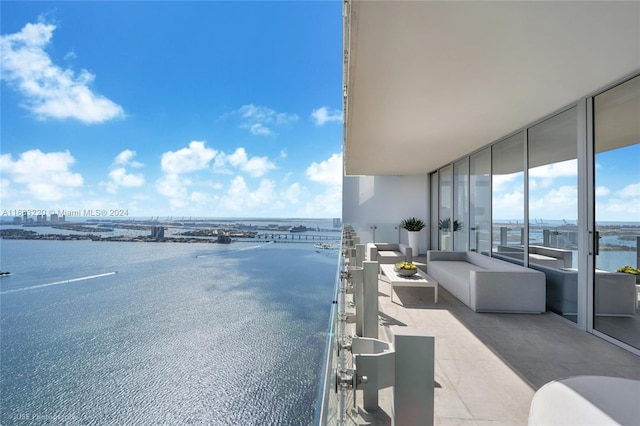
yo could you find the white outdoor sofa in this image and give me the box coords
[427,250,546,313]
[495,244,573,268]
[367,243,412,264]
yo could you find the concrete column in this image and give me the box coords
[349,267,364,336]
[500,227,508,245]
[355,244,365,267]
[543,229,550,246]
[363,261,379,339]
[345,247,356,264]
[391,326,435,426]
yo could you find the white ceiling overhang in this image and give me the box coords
[343,0,640,176]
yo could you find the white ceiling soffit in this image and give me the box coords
[344,0,640,176]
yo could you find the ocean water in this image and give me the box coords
[0,239,338,425]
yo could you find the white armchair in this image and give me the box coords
[366,243,412,264]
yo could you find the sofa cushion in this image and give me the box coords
[466,251,524,271]
[377,250,405,263]
[429,260,485,305]
[435,261,485,282]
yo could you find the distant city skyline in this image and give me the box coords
[1,2,343,218]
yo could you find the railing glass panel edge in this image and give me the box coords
[313,240,343,425]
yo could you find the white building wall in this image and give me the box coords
[343,175,429,254]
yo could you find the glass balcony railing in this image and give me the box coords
[314,223,397,425]
[315,224,438,424]
[313,245,342,425]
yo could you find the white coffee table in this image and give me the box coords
[379,264,438,304]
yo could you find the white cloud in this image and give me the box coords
[600,182,640,220]
[232,104,298,136]
[492,173,521,193]
[0,179,11,199]
[492,190,524,220]
[308,189,342,217]
[105,168,145,194]
[63,50,77,61]
[160,141,217,174]
[0,149,83,201]
[113,149,143,168]
[214,147,276,177]
[247,123,272,136]
[529,159,577,188]
[0,21,124,123]
[596,186,611,197]
[616,182,640,198]
[306,153,342,186]
[156,173,191,208]
[282,182,302,204]
[529,185,578,219]
[108,168,144,187]
[299,153,343,217]
[219,176,276,212]
[529,159,577,179]
[102,150,145,194]
[157,141,221,209]
[311,106,343,126]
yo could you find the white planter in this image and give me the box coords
[407,231,420,256]
[441,233,451,251]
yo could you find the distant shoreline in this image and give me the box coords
[0,229,221,244]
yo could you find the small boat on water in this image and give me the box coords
[0,271,12,277]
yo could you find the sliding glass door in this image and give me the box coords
[593,75,640,350]
[528,107,578,322]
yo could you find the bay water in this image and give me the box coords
[0,238,337,425]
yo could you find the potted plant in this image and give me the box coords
[400,217,426,255]
[617,265,640,284]
[438,218,451,232]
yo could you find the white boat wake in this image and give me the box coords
[0,271,118,295]
[195,241,274,258]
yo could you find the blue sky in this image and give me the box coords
[1,1,343,219]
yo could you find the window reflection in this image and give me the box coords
[594,75,640,349]
[439,165,453,250]
[528,107,578,322]
[454,159,469,251]
[470,148,491,255]
[492,132,525,258]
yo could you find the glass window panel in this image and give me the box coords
[528,107,578,322]
[454,158,469,251]
[430,172,439,251]
[492,132,525,257]
[439,165,453,250]
[470,148,491,255]
[593,75,640,349]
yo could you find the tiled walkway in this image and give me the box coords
[352,268,640,425]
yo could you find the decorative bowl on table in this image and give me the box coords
[394,262,418,277]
